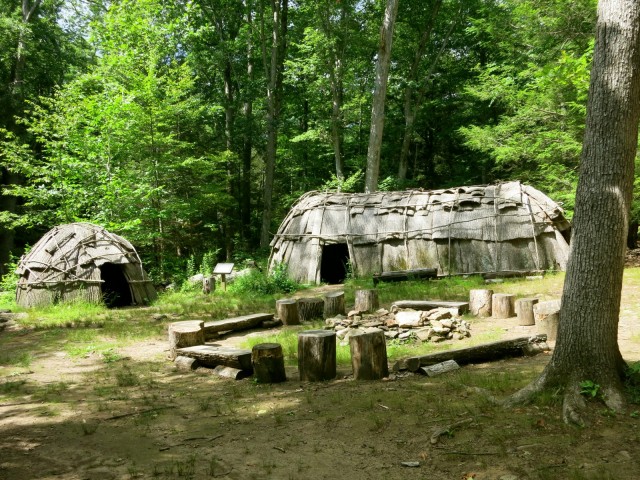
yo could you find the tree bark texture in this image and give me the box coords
[516,297,539,326]
[469,289,493,317]
[492,293,515,319]
[323,291,345,317]
[260,0,288,247]
[349,329,389,380]
[364,0,399,193]
[297,330,336,381]
[251,343,287,383]
[354,289,379,313]
[297,297,324,321]
[276,298,300,325]
[511,0,640,420]
[168,321,205,360]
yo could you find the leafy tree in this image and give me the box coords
[508,0,640,425]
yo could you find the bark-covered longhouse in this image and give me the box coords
[15,223,156,308]
[269,182,571,284]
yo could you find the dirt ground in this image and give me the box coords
[2,277,640,480]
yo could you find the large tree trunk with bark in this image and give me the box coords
[509,0,640,424]
[364,0,399,193]
[260,0,288,248]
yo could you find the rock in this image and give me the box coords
[398,331,413,340]
[396,311,422,328]
[363,321,383,328]
[499,475,518,480]
[432,336,446,343]
[352,316,362,323]
[415,328,433,342]
[151,313,168,322]
[440,318,453,329]
[347,310,360,317]
[456,333,466,340]
[400,461,420,468]
[616,450,631,462]
[384,330,399,339]
[376,308,389,316]
[385,317,399,327]
[188,273,204,284]
[336,328,350,339]
[427,308,452,321]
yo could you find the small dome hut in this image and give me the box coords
[16,223,157,308]
[269,181,571,284]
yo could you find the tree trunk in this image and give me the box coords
[260,0,288,247]
[241,7,254,241]
[354,289,379,313]
[297,330,336,381]
[492,293,515,319]
[349,329,389,380]
[251,343,287,383]
[168,321,205,360]
[364,0,399,193]
[323,291,345,317]
[297,297,324,321]
[516,297,539,326]
[509,0,640,424]
[276,298,300,325]
[469,289,493,317]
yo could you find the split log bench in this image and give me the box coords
[393,334,549,372]
[203,313,273,339]
[391,300,469,316]
[176,345,253,371]
[298,330,336,381]
[373,268,437,286]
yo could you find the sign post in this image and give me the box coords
[213,263,235,291]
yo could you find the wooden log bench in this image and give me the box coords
[391,300,469,315]
[176,345,253,371]
[203,313,273,339]
[373,268,438,286]
[393,334,549,372]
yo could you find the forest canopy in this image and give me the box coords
[0,0,612,284]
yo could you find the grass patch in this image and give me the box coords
[0,351,32,368]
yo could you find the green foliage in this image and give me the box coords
[579,380,600,399]
[229,263,299,295]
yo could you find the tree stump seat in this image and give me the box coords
[298,330,336,381]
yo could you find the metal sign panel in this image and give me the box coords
[213,263,235,275]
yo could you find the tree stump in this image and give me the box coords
[516,297,539,326]
[276,298,300,325]
[534,300,561,342]
[168,320,205,360]
[298,330,336,381]
[349,329,389,380]
[202,276,215,294]
[297,297,325,322]
[251,343,287,383]
[354,289,379,313]
[492,293,515,319]
[324,291,345,318]
[469,289,493,317]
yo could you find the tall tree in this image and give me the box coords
[364,0,399,193]
[259,0,288,247]
[508,0,640,425]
